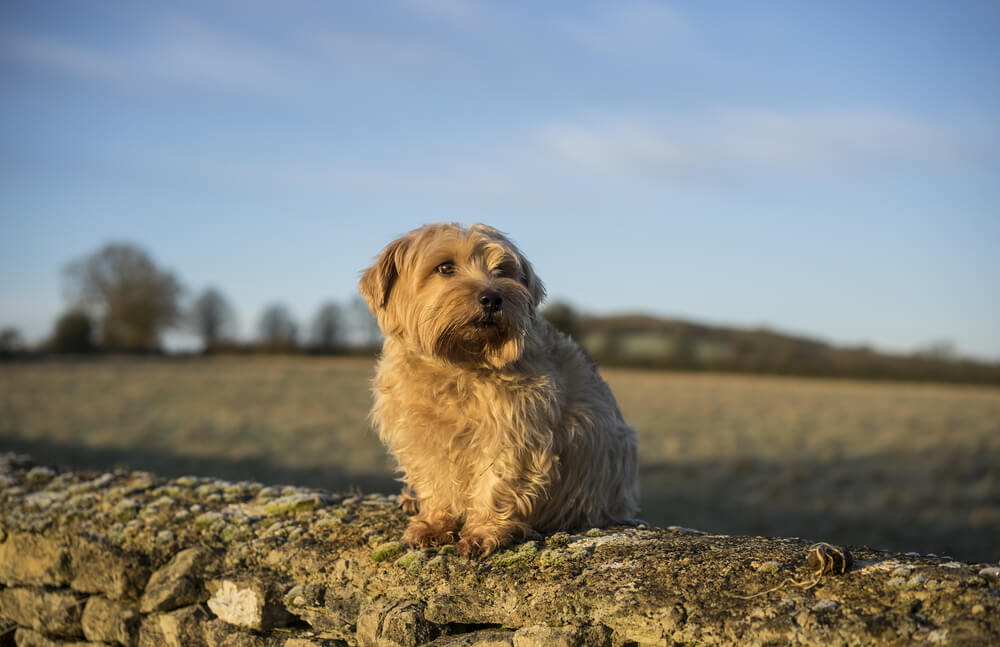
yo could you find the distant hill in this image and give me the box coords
[565,312,1000,385]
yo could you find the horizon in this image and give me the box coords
[2,1,998,360]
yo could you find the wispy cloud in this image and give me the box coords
[0,31,133,87]
[305,27,453,71]
[540,109,986,181]
[559,1,689,55]
[0,16,311,97]
[402,0,494,27]
[147,16,308,94]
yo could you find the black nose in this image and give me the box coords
[479,291,502,313]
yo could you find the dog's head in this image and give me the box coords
[360,223,545,367]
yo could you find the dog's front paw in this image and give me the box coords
[402,517,458,548]
[456,535,498,558]
[456,523,519,557]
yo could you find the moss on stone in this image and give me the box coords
[493,541,538,567]
[395,550,428,575]
[263,494,320,516]
[539,547,588,566]
[194,512,224,529]
[25,466,55,484]
[284,584,306,608]
[546,532,572,548]
[371,541,406,563]
[220,525,251,544]
[314,516,342,529]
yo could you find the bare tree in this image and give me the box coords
[311,301,344,352]
[63,243,183,351]
[0,327,25,355]
[190,287,238,352]
[350,296,382,347]
[258,303,298,349]
[50,310,95,353]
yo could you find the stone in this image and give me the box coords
[0,532,70,586]
[11,628,100,647]
[139,546,217,613]
[70,535,150,600]
[137,605,210,647]
[422,630,515,647]
[1,618,16,647]
[202,618,282,647]
[978,566,1000,580]
[511,625,581,647]
[356,599,438,647]
[3,458,1000,646]
[291,585,359,637]
[0,587,86,638]
[205,576,295,630]
[82,596,141,646]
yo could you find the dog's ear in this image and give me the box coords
[359,235,410,315]
[519,256,546,308]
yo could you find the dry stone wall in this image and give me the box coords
[1,452,998,647]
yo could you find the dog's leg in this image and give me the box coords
[455,450,552,556]
[456,475,538,556]
[456,512,527,557]
[402,508,460,548]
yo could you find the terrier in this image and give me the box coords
[360,223,639,556]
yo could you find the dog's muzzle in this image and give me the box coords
[478,291,503,314]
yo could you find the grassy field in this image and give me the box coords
[2,356,998,562]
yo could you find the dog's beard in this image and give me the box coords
[418,289,530,368]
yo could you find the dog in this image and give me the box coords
[359,223,639,556]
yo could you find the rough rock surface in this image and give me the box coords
[1,452,997,646]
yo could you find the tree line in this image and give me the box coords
[2,241,998,384]
[540,306,1000,385]
[0,242,381,355]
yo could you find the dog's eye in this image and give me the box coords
[436,262,456,276]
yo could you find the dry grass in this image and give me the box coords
[2,357,998,561]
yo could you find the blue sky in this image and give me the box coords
[1,1,998,358]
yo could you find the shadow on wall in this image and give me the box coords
[0,436,400,496]
[3,437,997,563]
[640,450,999,564]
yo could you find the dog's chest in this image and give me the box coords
[374,359,559,452]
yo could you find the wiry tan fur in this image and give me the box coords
[359,223,639,556]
